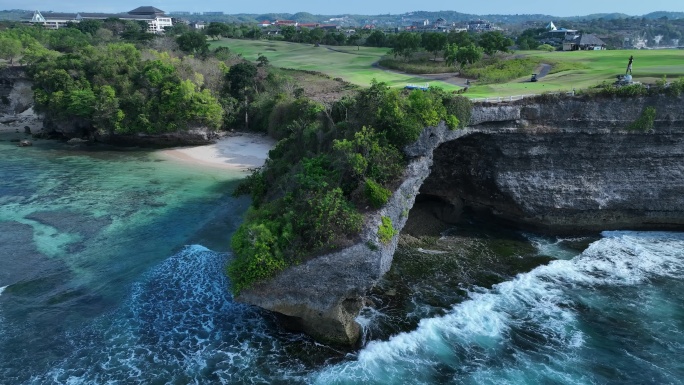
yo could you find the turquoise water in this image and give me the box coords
[1,134,683,384]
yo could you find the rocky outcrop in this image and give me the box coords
[237,129,456,345]
[41,114,221,146]
[238,94,684,346]
[0,67,41,132]
[0,67,219,147]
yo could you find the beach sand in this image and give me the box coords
[158,133,276,171]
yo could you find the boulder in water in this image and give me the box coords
[17,139,32,147]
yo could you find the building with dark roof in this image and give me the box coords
[27,6,173,33]
[563,33,607,51]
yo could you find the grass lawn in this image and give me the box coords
[212,39,684,99]
[211,39,461,91]
[466,49,684,98]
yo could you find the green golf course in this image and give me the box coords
[211,39,460,91]
[212,38,684,98]
[466,49,684,98]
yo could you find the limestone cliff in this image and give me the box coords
[238,94,684,345]
[0,67,39,129]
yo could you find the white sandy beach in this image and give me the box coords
[158,133,276,171]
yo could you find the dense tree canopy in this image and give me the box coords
[176,31,209,56]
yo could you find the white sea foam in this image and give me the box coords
[524,233,590,260]
[313,231,684,384]
[0,286,6,296]
[28,244,318,384]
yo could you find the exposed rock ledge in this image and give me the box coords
[238,94,684,345]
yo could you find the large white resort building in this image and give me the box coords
[28,6,173,33]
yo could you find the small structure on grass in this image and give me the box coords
[563,33,607,51]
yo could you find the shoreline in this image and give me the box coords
[157,132,276,171]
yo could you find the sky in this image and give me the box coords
[3,0,684,16]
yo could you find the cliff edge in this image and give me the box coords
[238,94,684,345]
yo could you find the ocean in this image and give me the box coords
[1,134,682,384]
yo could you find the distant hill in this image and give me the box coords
[564,13,631,21]
[2,8,682,24]
[643,11,684,19]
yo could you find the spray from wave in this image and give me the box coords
[313,231,684,385]
[25,245,338,384]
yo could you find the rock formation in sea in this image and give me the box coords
[238,94,684,345]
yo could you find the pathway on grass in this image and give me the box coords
[537,63,552,79]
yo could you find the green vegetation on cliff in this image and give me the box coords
[228,82,472,294]
[1,24,356,137]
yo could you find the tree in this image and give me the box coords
[516,28,544,50]
[365,30,386,47]
[308,28,325,45]
[48,28,91,53]
[281,25,296,41]
[176,31,209,56]
[456,44,483,67]
[257,54,269,67]
[0,35,22,65]
[444,43,458,67]
[206,22,226,40]
[75,19,103,36]
[447,30,472,46]
[120,20,154,43]
[347,33,361,50]
[163,22,190,36]
[225,62,258,128]
[392,32,421,60]
[478,31,514,55]
[422,32,447,59]
[458,44,483,66]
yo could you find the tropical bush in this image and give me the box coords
[537,44,555,52]
[378,216,397,244]
[365,178,392,208]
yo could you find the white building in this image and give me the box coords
[28,6,173,33]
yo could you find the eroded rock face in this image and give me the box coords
[238,94,684,345]
[422,132,684,232]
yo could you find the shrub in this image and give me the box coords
[378,216,397,244]
[537,44,555,52]
[228,222,287,295]
[666,77,684,97]
[233,167,267,202]
[443,95,472,128]
[365,178,392,208]
[627,106,656,132]
[378,56,451,74]
[460,58,539,84]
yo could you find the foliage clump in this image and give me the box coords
[378,216,398,244]
[365,179,392,209]
[627,106,656,132]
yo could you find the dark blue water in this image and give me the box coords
[1,135,683,384]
